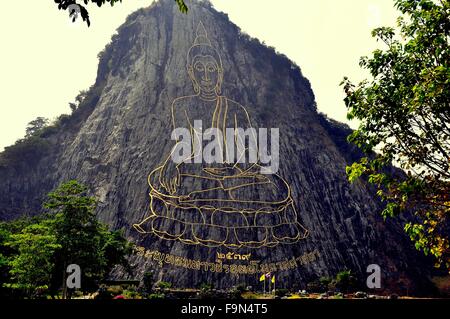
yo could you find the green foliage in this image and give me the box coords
[332,292,344,299]
[333,270,358,293]
[342,0,450,270]
[307,272,359,294]
[156,281,172,290]
[0,77,106,170]
[106,285,123,295]
[198,282,215,299]
[234,283,248,293]
[306,280,322,293]
[175,0,188,13]
[44,180,132,295]
[228,286,243,299]
[1,5,123,169]
[69,90,88,113]
[25,117,49,138]
[319,276,332,290]
[0,225,13,296]
[0,217,51,297]
[54,0,188,27]
[123,286,140,299]
[94,285,113,299]
[56,114,71,126]
[274,288,289,298]
[0,181,132,298]
[142,270,155,293]
[199,282,213,291]
[0,115,64,168]
[38,125,60,138]
[0,136,51,168]
[306,276,332,293]
[5,222,61,296]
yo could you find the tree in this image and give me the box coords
[0,181,132,299]
[0,226,12,297]
[69,90,89,113]
[6,222,61,298]
[142,270,155,294]
[25,117,49,138]
[332,270,358,294]
[0,219,32,297]
[54,0,188,27]
[44,180,132,298]
[342,0,449,270]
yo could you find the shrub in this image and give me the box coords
[95,286,113,300]
[306,280,322,293]
[306,277,331,293]
[199,283,213,291]
[241,292,259,299]
[275,288,289,298]
[56,114,71,126]
[106,285,123,296]
[38,125,60,138]
[198,283,215,299]
[142,271,155,293]
[123,289,140,299]
[333,270,358,293]
[0,136,51,168]
[235,284,247,293]
[227,287,243,299]
[156,281,172,290]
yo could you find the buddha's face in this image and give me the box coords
[191,55,220,93]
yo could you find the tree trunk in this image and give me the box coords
[62,262,67,299]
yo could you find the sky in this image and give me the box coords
[0,0,398,151]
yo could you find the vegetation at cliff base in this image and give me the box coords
[342,0,450,270]
[0,180,132,299]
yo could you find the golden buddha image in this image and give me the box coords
[133,22,309,249]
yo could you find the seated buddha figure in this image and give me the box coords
[133,22,308,248]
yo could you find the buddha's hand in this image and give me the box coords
[204,166,242,177]
[159,160,181,195]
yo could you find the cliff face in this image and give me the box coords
[0,0,433,293]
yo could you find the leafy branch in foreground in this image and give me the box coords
[54,0,188,27]
[342,0,450,271]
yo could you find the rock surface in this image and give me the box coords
[0,0,434,294]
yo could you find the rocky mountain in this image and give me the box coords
[0,0,434,294]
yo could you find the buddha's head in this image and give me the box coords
[187,22,223,98]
